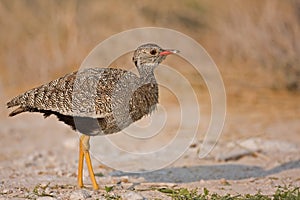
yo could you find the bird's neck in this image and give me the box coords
[136,63,158,84]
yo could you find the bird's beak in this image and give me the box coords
[159,49,180,56]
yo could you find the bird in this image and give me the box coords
[7,43,179,190]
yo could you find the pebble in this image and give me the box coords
[121,182,135,190]
[36,197,58,200]
[216,138,299,162]
[1,189,12,194]
[220,178,230,185]
[70,189,91,200]
[40,182,50,188]
[121,191,144,200]
[121,176,129,183]
[45,188,56,196]
[189,143,197,148]
[199,179,206,184]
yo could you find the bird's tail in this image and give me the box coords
[8,107,25,117]
[7,95,21,108]
[7,95,26,117]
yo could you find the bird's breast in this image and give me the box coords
[97,82,159,135]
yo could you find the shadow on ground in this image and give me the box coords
[110,160,300,183]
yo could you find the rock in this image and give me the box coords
[36,197,58,200]
[121,176,129,183]
[121,191,144,200]
[220,178,230,185]
[70,189,91,200]
[215,149,254,161]
[40,182,50,188]
[215,138,299,161]
[1,189,12,194]
[45,187,57,196]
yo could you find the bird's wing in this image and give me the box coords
[7,68,138,118]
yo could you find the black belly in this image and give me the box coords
[44,103,156,136]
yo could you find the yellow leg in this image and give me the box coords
[77,136,84,188]
[78,135,99,190]
[84,150,99,190]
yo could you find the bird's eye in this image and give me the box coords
[150,49,157,55]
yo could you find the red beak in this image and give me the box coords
[159,49,179,56]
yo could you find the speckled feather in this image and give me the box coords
[7,67,158,135]
[7,43,175,135]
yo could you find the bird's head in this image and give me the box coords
[132,43,179,73]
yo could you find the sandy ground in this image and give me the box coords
[0,87,300,199]
[0,1,299,199]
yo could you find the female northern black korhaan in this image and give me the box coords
[7,43,179,190]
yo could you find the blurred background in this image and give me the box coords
[1,0,300,143]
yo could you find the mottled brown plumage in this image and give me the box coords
[7,43,178,136]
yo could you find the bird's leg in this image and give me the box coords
[80,135,99,190]
[77,135,84,188]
